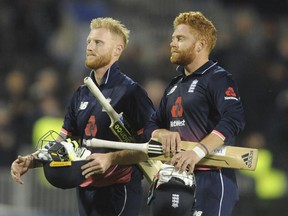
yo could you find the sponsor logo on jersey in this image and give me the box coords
[171,97,183,118]
[224,87,239,101]
[188,80,198,93]
[170,97,185,127]
[241,151,254,168]
[85,115,97,136]
[167,85,177,95]
[170,119,186,127]
[79,101,88,110]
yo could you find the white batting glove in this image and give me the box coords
[157,163,195,187]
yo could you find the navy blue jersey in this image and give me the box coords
[145,60,245,146]
[145,60,245,215]
[61,61,155,186]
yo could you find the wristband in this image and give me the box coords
[192,146,206,159]
[199,143,209,154]
[212,130,225,141]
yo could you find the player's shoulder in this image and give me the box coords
[111,71,147,97]
[73,83,93,100]
[168,74,183,86]
[127,80,149,97]
[78,83,90,93]
[111,68,135,85]
[210,65,233,80]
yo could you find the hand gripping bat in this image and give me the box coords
[84,77,163,183]
[85,138,258,171]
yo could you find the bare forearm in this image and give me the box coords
[29,151,42,168]
[199,132,224,154]
[109,150,148,166]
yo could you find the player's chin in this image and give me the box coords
[170,56,180,64]
[85,60,96,69]
[170,52,180,61]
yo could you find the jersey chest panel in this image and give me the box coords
[165,77,211,141]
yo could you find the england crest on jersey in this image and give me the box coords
[102,98,112,112]
[188,80,198,93]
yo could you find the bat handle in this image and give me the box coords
[86,138,149,154]
[147,139,163,155]
[84,76,120,121]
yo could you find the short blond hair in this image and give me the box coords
[90,17,130,48]
[173,11,217,53]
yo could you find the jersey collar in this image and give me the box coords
[176,60,218,77]
[89,61,120,86]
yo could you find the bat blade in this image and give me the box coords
[87,138,258,171]
[108,114,160,183]
[138,160,163,182]
[110,119,135,143]
[180,141,258,170]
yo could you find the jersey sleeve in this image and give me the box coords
[61,87,82,137]
[142,87,170,141]
[124,83,156,140]
[207,72,245,142]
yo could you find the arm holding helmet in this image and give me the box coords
[81,149,148,178]
[10,152,39,184]
[10,132,67,184]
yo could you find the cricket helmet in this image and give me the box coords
[37,159,88,189]
[147,164,196,216]
[35,130,91,189]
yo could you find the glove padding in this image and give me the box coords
[156,163,195,188]
[36,139,91,161]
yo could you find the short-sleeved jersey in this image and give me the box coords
[145,60,245,145]
[61,61,155,187]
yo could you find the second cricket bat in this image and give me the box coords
[86,138,258,171]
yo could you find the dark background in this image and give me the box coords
[0,0,287,215]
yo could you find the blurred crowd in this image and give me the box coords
[0,0,288,199]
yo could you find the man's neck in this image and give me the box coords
[184,56,209,76]
[93,62,115,85]
[93,68,108,85]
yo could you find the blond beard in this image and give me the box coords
[170,51,195,66]
[85,52,113,70]
[171,43,197,66]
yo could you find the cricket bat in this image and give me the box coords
[84,76,163,183]
[85,138,258,171]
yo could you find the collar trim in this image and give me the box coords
[176,60,218,76]
[89,65,112,86]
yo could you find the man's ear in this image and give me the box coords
[196,39,207,52]
[114,44,124,56]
